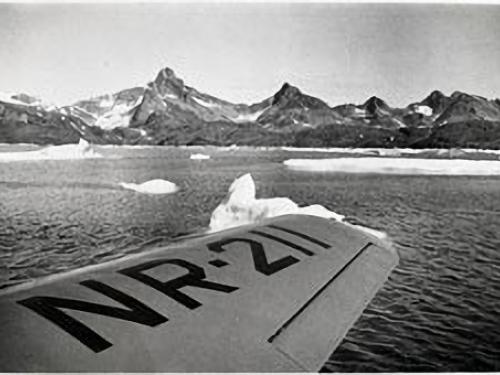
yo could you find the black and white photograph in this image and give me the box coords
[0,0,499,372]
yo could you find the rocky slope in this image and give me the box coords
[0,94,125,145]
[1,67,500,148]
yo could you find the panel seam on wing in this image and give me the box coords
[266,242,373,343]
[273,345,310,371]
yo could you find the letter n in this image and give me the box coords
[17,280,168,353]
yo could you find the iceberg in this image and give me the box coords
[284,157,500,175]
[0,138,102,162]
[208,173,385,239]
[190,153,210,160]
[119,179,179,194]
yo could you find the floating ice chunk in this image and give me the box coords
[284,157,500,175]
[119,179,179,194]
[344,222,387,240]
[36,138,101,159]
[208,173,345,233]
[224,173,255,202]
[296,204,344,221]
[376,148,402,157]
[0,138,102,162]
[78,138,90,150]
[212,196,300,232]
[190,153,210,160]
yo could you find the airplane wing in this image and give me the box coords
[0,214,398,372]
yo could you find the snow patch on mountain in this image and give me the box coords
[192,96,219,108]
[0,92,56,110]
[232,108,267,123]
[95,112,131,129]
[94,96,143,129]
[394,118,408,128]
[161,93,178,100]
[0,92,27,106]
[414,105,433,116]
[292,118,313,127]
[353,107,366,116]
[99,96,114,108]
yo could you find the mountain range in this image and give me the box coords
[2,66,500,148]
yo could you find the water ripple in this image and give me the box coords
[1,147,499,371]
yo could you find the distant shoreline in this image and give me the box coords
[2,142,500,153]
[1,143,500,163]
[0,142,500,154]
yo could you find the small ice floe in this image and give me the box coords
[376,148,402,157]
[0,138,102,162]
[190,153,210,160]
[37,138,102,159]
[284,157,500,175]
[119,179,179,194]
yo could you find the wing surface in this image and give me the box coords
[0,215,398,372]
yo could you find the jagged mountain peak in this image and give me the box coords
[150,66,186,99]
[361,96,390,115]
[272,82,302,103]
[363,96,388,107]
[10,93,40,105]
[154,67,181,85]
[4,63,500,148]
[159,66,176,78]
[450,91,488,102]
[428,90,446,99]
[270,82,329,111]
[419,90,450,112]
[450,91,470,100]
[435,90,500,125]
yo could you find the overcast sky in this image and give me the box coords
[1,3,499,107]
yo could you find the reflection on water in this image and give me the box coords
[1,145,499,371]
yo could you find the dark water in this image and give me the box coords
[1,145,499,371]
